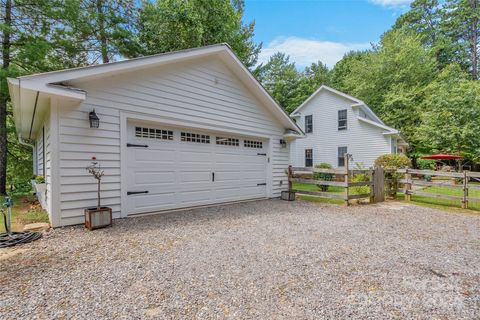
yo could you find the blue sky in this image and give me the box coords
[243,0,413,68]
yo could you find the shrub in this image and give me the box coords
[34,176,45,184]
[374,154,411,198]
[350,163,370,195]
[416,158,435,170]
[374,154,411,169]
[313,163,334,192]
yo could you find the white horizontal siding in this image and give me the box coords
[44,114,51,214]
[57,57,289,225]
[36,131,44,177]
[290,90,391,169]
[32,110,54,221]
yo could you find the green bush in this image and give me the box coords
[350,164,370,195]
[416,158,436,170]
[34,176,45,184]
[374,154,411,198]
[313,163,334,192]
[374,154,411,169]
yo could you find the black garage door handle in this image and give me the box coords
[127,191,149,195]
[127,143,149,148]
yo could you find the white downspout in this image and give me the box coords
[18,137,36,175]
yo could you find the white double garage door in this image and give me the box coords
[126,122,268,215]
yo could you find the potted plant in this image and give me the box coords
[84,156,112,230]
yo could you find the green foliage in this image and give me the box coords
[313,163,334,192]
[416,158,436,170]
[349,163,369,195]
[34,176,45,184]
[416,64,480,162]
[330,50,371,91]
[375,154,411,198]
[350,173,370,195]
[254,53,302,113]
[255,54,331,113]
[393,0,479,79]
[138,0,261,68]
[334,29,436,147]
[374,154,412,169]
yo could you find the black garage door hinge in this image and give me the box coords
[257,183,267,186]
[127,143,149,148]
[257,153,267,156]
[127,191,149,195]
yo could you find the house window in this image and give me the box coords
[391,139,397,154]
[305,115,313,133]
[359,109,367,119]
[305,149,313,167]
[338,146,347,167]
[244,140,263,148]
[216,137,239,146]
[338,109,347,130]
[135,126,173,140]
[181,132,210,143]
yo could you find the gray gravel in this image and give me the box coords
[1,199,479,319]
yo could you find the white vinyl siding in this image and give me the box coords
[56,58,289,226]
[36,129,44,177]
[289,90,391,169]
[33,110,53,219]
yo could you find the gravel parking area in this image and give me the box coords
[1,200,479,319]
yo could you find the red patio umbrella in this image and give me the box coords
[421,153,463,160]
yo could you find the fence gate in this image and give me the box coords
[372,166,385,203]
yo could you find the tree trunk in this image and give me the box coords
[0,0,12,195]
[470,0,478,80]
[96,0,109,63]
[97,179,101,209]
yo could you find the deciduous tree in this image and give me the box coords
[138,0,261,68]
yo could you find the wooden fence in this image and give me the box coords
[287,165,384,205]
[398,168,480,209]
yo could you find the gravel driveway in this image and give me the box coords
[1,200,479,319]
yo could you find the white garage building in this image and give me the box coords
[8,44,303,227]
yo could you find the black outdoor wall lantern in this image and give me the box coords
[280,139,287,148]
[89,109,100,128]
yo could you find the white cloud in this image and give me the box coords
[369,0,412,7]
[258,37,371,69]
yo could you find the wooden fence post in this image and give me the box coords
[462,170,468,209]
[369,169,375,204]
[405,168,411,201]
[344,154,349,206]
[288,165,293,191]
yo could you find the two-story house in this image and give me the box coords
[289,85,407,169]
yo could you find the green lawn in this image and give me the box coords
[298,194,344,205]
[0,195,49,233]
[292,181,368,205]
[292,181,369,195]
[408,182,480,211]
[293,181,480,212]
[292,181,344,194]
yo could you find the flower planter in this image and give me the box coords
[84,207,112,230]
[34,182,47,193]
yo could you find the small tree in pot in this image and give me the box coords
[84,156,112,230]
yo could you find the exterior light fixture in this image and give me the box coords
[89,109,100,128]
[280,139,287,148]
